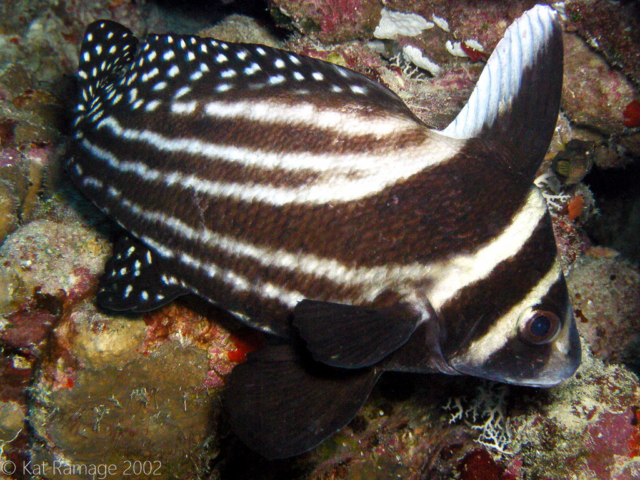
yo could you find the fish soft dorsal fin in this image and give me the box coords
[293,299,427,368]
[97,233,188,312]
[77,19,423,129]
[76,21,138,124]
[441,5,563,180]
[225,344,382,459]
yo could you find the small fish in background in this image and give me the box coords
[552,139,595,185]
[68,4,581,459]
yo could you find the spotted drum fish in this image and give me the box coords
[69,4,581,459]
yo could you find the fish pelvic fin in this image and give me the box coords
[225,344,382,459]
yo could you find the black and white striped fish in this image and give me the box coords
[68,4,580,459]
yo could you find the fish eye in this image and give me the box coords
[517,307,561,345]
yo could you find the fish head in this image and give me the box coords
[432,4,580,388]
[434,206,581,387]
[445,278,580,387]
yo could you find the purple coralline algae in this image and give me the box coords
[567,251,640,365]
[562,33,640,163]
[269,0,382,42]
[565,0,640,90]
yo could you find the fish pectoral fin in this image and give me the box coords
[293,299,425,369]
[97,233,188,312]
[225,344,381,459]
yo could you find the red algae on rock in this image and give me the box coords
[269,0,382,42]
[1,294,60,357]
[623,99,640,129]
[459,42,488,63]
[458,448,505,480]
[562,34,638,141]
[227,328,264,363]
[141,299,228,353]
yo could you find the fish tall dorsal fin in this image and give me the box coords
[225,344,382,459]
[441,5,563,180]
[293,298,429,368]
[97,233,189,312]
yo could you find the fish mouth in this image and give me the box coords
[449,358,580,387]
[448,327,582,388]
[445,293,582,388]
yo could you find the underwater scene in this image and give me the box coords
[0,0,639,479]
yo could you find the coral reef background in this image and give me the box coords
[0,0,639,479]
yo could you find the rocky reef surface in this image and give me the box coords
[0,0,639,479]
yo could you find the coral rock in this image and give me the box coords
[567,253,640,364]
[199,14,283,48]
[0,147,50,245]
[511,349,640,480]
[562,33,640,160]
[269,0,382,42]
[29,300,219,479]
[0,219,109,309]
[0,399,26,442]
[565,0,640,90]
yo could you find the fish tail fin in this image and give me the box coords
[441,5,563,180]
[76,20,137,116]
[225,344,381,459]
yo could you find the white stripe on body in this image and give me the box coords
[80,120,463,205]
[450,258,566,368]
[81,174,547,313]
[202,100,418,137]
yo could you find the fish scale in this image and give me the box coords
[69,5,581,459]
